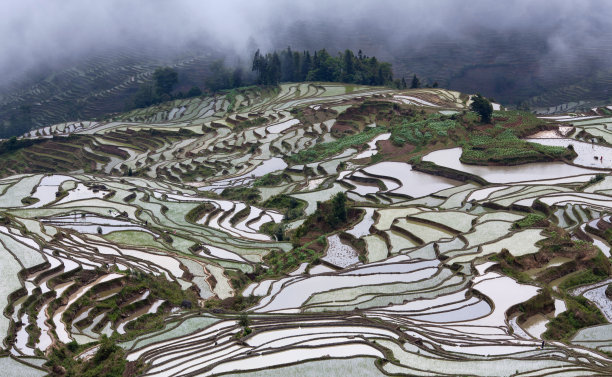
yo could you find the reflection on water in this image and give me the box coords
[423,147,598,183]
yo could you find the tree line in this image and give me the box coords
[130,67,203,109]
[252,47,394,86]
[128,47,431,110]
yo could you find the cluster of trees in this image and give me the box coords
[252,48,394,86]
[390,74,438,90]
[325,192,348,227]
[0,135,43,155]
[127,48,438,110]
[205,61,244,92]
[1,105,33,138]
[129,48,404,109]
[131,67,203,109]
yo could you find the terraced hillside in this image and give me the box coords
[4,26,612,134]
[0,48,219,133]
[0,83,612,376]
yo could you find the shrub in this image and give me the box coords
[513,214,548,229]
[470,93,493,123]
[543,295,606,341]
[220,187,261,204]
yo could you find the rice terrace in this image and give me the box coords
[1,1,612,376]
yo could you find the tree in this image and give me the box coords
[252,49,263,77]
[280,47,294,82]
[153,67,178,96]
[239,312,250,327]
[376,63,393,85]
[132,83,155,108]
[410,74,420,89]
[207,60,232,91]
[232,67,243,88]
[252,50,281,85]
[342,49,355,82]
[271,52,282,84]
[187,86,202,97]
[325,192,347,227]
[470,93,493,123]
[252,47,394,87]
[292,51,301,81]
[301,51,311,81]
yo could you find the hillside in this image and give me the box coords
[3,27,612,135]
[0,83,611,376]
[0,48,220,136]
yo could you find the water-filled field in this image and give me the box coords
[1,84,611,376]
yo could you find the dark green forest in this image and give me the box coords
[127,48,405,111]
[251,48,394,86]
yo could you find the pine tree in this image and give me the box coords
[271,52,281,84]
[410,74,420,89]
[292,51,301,81]
[301,51,311,81]
[470,93,493,123]
[153,67,178,96]
[342,49,354,82]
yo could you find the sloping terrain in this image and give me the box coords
[4,27,612,133]
[0,48,219,133]
[0,83,611,376]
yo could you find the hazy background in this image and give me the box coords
[2,0,612,129]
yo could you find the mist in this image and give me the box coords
[2,0,612,99]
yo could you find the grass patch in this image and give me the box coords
[203,294,260,312]
[185,202,216,223]
[579,173,606,191]
[253,173,288,187]
[178,164,214,181]
[543,295,606,341]
[391,116,457,147]
[66,273,197,342]
[226,89,238,112]
[234,116,268,130]
[220,187,261,204]
[46,335,141,377]
[103,230,166,250]
[512,213,548,229]
[513,290,555,321]
[559,265,610,290]
[263,194,306,221]
[261,247,322,278]
[287,126,387,164]
[20,196,39,205]
[461,129,575,165]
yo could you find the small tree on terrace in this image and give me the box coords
[470,93,493,123]
[325,192,347,227]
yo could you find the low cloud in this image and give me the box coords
[1,0,611,90]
